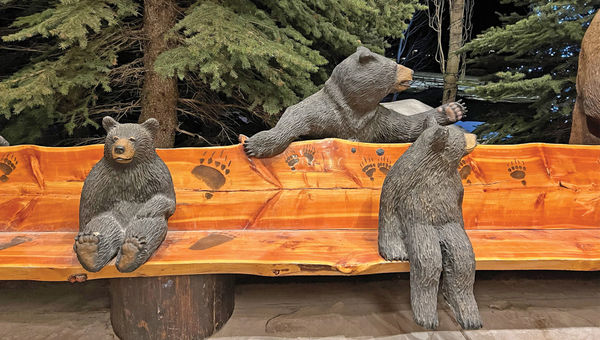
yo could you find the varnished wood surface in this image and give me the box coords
[0,229,598,281]
[0,139,599,280]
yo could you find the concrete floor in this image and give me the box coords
[0,271,598,340]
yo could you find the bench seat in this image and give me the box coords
[1,139,599,281]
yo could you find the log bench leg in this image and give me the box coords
[110,275,234,340]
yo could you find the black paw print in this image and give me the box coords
[0,154,18,182]
[507,159,526,186]
[302,146,316,165]
[284,152,299,170]
[458,159,472,184]
[192,151,232,199]
[376,157,392,175]
[360,158,377,181]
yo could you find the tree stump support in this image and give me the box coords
[110,274,234,340]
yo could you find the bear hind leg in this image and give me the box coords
[406,223,443,329]
[74,213,124,272]
[378,211,408,261]
[438,223,482,329]
[116,217,168,273]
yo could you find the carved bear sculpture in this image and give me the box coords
[378,116,481,330]
[0,136,8,146]
[74,117,176,273]
[570,11,600,144]
[243,46,466,158]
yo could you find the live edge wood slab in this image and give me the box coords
[1,139,600,281]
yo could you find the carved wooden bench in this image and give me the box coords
[1,139,599,339]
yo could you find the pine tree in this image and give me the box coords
[0,0,421,146]
[0,0,139,144]
[461,0,600,143]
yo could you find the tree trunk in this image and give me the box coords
[110,275,235,340]
[442,0,465,104]
[140,0,179,148]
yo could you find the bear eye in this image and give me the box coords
[112,136,119,142]
[129,137,136,142]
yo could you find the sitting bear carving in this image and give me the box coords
[243,46,466,158]
[74,117,176,273]
[378,116,482,330]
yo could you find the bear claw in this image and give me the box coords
[435,100,467,124]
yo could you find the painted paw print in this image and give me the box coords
[192,151,231,199]
[507,159,526,186]
[458,159,472,184]
[284,152,299,170]
[376,157,392,175]
[0,154,18,182]
[302,146,316,165]
[360,158,377,181]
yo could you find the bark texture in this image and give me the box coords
[442,0,465,104]
[110,275,235,340]
[140,0,179,148]
[569,12,600,145]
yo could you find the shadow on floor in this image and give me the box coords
[0,271,598,339]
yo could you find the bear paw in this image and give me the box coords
[443,291,483,330]
[116,236,147,273]
[243,131,288,158]
[413,311,439,330]
[74,233,102,272]
[435,100,467,125]
[378,243,408,261]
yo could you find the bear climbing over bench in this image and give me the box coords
[378,116,481,330]
[243,46,466,158]
[74,117,176,273]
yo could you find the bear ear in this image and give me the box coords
[102,116,119,132]
[357,46,375,64]
[431,127,449,153]
[141,118,160,137]
[423,114,438,130]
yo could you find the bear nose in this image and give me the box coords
[114,145,125,155]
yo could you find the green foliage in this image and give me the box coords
[461,0,600,143]
[157,0,420,116]
[1,0,420,145]
[0,0,138,144]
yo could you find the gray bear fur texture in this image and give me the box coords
[74,117,176,273]
[0,136,8,146]
[243,46,466,158]
[378,116,481,330]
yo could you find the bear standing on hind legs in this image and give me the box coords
[243,46,467,158]
[378,116,482,330]
[74,117,176,273]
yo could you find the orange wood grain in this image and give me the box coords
[1,140,599,232]
[0,229,598,281]
[0,139,599,280]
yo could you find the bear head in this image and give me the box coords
[102,116,159,166]
[416,116,477,168]
[327,46,413,111]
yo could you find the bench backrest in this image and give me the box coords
[0,139,599,232]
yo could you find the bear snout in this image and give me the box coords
[464,133,477,154]
[111,139,135,163]
[395,65,414,92]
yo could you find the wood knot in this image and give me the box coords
[68,273,88,283]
